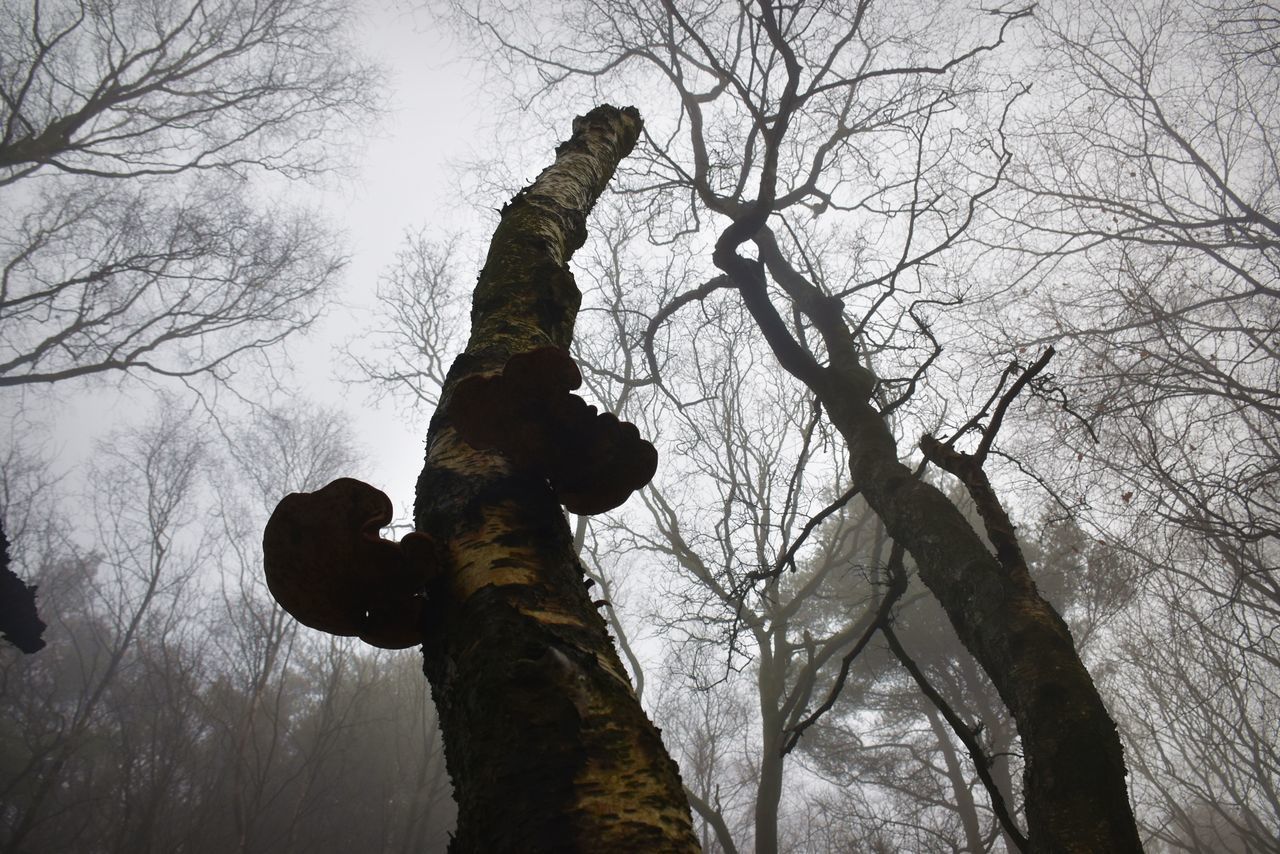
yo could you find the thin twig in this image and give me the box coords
[882,624,1029,852]
[976,346,1055,465]
[782,543,907,754]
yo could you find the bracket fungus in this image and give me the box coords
[450,346,658,514]
[262,478,438,649]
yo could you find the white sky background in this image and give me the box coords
[6,3,496,528]
[287,2,605,525]
[290,2,485,523]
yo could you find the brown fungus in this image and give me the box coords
[262,478,438,649]
[552,409,658,515]
[450,346,658,514]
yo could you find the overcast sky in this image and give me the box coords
[301,4,485,523]
[0,5,480,533]
[14,2,572,533]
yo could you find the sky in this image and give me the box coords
[4,3,496,533]
[295,4,487,524]
[310,2,636,527]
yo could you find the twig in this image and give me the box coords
[976,346,1055,465]
[883,624,1029,852]
[781,543,907,754]
[920,347,1056,574]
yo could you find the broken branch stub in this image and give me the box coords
[262,478,438,649]
[450,346,658,514]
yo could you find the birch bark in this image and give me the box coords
[413,105,699,852]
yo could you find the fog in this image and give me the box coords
[1,1,1276,852]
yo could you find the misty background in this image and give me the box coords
[1,0,1276,852]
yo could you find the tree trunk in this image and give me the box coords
[414,105,699,852]
[718,233,1143,853]
[822,380,1141,854]
[923,704,986,853]
[754,639,786,854]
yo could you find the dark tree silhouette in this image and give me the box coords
[0,519,45,653]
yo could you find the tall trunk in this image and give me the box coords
[414,105,699,852]
[717,233,1143,853]
[923,704,986,853]
[754,636,786,854]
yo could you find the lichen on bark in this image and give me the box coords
[413,105,699,852]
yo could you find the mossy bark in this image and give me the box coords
[831,401,1142,853]
[414,105,699,852]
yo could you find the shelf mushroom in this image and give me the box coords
[450,346,658,514]
[262,478,438,649]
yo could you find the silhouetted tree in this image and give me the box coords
[0,520,45,653]
[0,0,376,388]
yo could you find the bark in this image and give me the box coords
[414,105,699,852]
[717,232,1143,853]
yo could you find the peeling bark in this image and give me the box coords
[414,105,699,852]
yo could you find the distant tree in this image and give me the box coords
[993,0,1278,586]
[349,231,469,410]
[0,402,456,854]
[206,403,363,854]
[577,275,892,853]
[195,402,455,854]
[0,0,377,388]
[0,405,209,854]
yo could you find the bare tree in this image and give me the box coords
[1112,576,1279,853]
[649,675,754,854]
[197,402,453,854]
[991,0,1278,570]
[0,0,377,388]
[520,198,1031,852]
[0,404,210,854]
[349,230,470,410]
[617,322,889,853]
[448,1,1144,849]
[979,1,1280,845]
[0,0,371,180]
[0,400,458,854]
[206,403,359,853]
